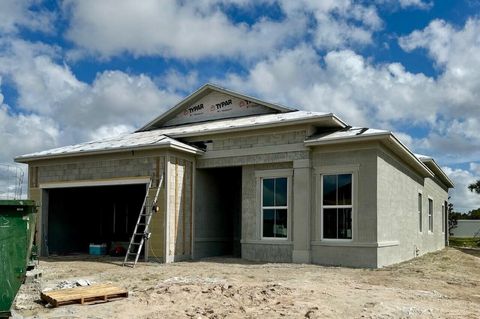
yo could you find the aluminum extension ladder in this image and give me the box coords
[123,173,163,267]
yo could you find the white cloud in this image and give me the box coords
[63,0,304,60]
[376,0,432,10]
[280,1,383,49]
[0,0,55,34]
[470,163,480,176]
[63,0,386,60]
[0,38,181,156]
[442,166,480,213]
[222,45,438,127]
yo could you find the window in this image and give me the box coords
[261,177,288,239]
[442,202,447,233]
[322,174,353,239]
[418,193,423,232]
[428,198,433,232]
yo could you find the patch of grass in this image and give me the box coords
[449,237,480,248]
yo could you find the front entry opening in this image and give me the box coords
[46,184,146,255]
[194,167,242,258]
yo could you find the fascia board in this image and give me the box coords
[305,132,435,178]
[14,143,203,163]
[163,113,345,138]
[422,159,455,188]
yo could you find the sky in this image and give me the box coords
[0,0,479,212]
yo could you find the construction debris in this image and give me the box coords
[40,283,128,307]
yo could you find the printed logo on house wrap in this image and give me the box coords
[166,92,272,126]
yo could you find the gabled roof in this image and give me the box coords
[138,83,295,131]
[15,132,203,162]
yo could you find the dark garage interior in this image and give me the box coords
[46,184,146,255]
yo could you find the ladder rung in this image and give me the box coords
[124,173,164,267]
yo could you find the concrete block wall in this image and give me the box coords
[198,151,309,168]
[34,157,156,184]
[148,156,166,262]
[211,130,307,151]
[166,156,193,262]
[190,128,310,168]
[26,151,168,258]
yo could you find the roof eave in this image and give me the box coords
[164,113,346,138]
[15,143,204,163]
[421,158,455,188]
[305,132,435,178]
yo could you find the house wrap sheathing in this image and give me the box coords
[16,84,454,268]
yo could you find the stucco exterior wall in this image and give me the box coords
[310,144,379,267]
[376,147,448,267]
[241,162,293,262]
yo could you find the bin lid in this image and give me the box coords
[0,199,36,207]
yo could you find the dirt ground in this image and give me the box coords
[13,247,480,319]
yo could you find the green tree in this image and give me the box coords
[468,180,480,194]
[448,202,460,236]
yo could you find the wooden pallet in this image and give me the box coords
[40,283,128,307]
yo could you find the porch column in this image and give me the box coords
[292,159,311,263]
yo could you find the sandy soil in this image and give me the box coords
[13,247,480,318]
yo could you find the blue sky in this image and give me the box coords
[0,0,479,211]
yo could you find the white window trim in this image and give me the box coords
[418,191,423,233]
[315,165,358,242]
[427,196,434,233]
[256,169,293,241]
[441,203,445,233]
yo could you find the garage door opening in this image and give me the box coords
[45,184,146,255]
[194,167,242,259]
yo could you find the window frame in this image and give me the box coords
[442,202,446,233]
[428,197,434,233]
[418,192,423,233]
[256,169,293,241]
[320,171,355,242]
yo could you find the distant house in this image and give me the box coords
[16,84,454,268]
[451,220,480,238]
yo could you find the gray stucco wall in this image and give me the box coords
[241,162,293,263]
[310,144,379,267]
[376,147,448,267]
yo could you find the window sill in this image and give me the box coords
[241,239,293,245]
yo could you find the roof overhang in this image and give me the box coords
[305,132,435,179]
[161,113,347,139]
[15,142,204,163]
[416,156,455,188]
